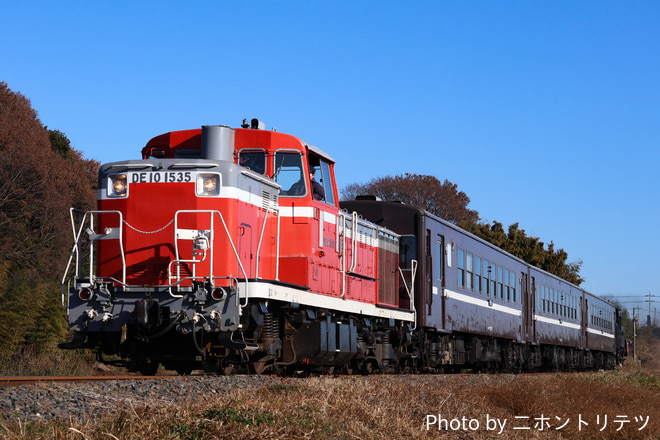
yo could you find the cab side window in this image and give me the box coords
[317,159,335,205]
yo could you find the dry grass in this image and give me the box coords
[1,370,659,440]
[0,345,99,377]
[636,326,660,371]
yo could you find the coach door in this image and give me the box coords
[522,273,535,343]
[581,297,588,348]
[426,232,446,330]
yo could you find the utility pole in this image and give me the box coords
[647,292,656,326]
[633,308,639,365]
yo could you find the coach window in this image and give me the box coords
[504,269,510,301]
[275,152,306,197]
[570,297,574,319]
[539,286,548,313]
[511,271,516,303]
[559,293,564,317]
[399,236,416,269]
[474,256,481,293]
[457,249,465,288]
[483,260,491,296]
[571,296,577,319]
[466,253,473,290]
[436,239,444,283]
[557,291,561,315]
[541,286,545,312]
[497,266,503,300]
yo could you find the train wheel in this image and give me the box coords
[220,365,235,375]
[139,360,160,376]
[251,361,267,374]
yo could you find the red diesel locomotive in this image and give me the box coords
[61,119,624,374]
[62,119,411,375]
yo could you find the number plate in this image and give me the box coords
[129,171,193,183]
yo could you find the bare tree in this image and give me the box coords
[341,173,479,224]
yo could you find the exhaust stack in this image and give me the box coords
[201,125,235,161]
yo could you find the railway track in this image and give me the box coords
[0,370,568,388]
[0,374,182,388]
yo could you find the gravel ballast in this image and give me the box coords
[0,375,284,422]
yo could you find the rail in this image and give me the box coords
[0,375,187,388]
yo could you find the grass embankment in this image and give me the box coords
[1,369,659,439]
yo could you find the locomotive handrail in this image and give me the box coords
[255,206,276,279]
[275,212,281,281]
[61,209,126,307]
[167,251,210,290]
[171,210,249,312]
[339,212,347,298]
[86,211,126,285]
[338,211,381,298]
[349,211,358,272]
[398,259,418,330]
[61,208,86,306]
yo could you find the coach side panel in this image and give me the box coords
[426,216,524,342]
[530,268,582,349]
[584,292,617,353]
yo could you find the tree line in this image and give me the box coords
[342,173,584,286]
[0,82,98,361]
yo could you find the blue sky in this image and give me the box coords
[3,1,659,316]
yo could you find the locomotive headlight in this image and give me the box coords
[196,173,220,196]
[108,174,128,197]
[203,178,216,192]
[113,179,126,193]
